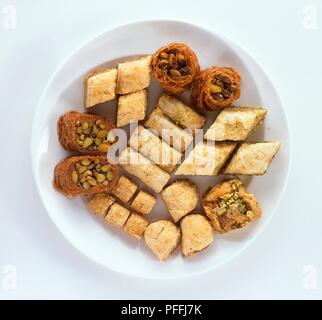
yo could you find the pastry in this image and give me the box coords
[175,141,237,176]
[105,202,131,228]
[130,191,157,215]
[118,147,171,193]
[123,213,149,239]
[116,56,152,94]
[144,220,181,261]
[192,66,241,110]
[144,108,193,152]
[57,111,116,154]
[224,141,281,175]
[128,125,182,173]
[53,155,119,197]
[181,214,214,257]
[84,68,117,108]
[117,89,148,127]
[87,193,115,217]
[152,43,200,94]
[202,178,261,233]
[204,106,267,141]
[161,180,199,223]
[111,175,138,203]
[157,93,206,130]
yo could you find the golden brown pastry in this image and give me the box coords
[84,68,117,108]
[123,213,149,239]
[116,56,152,95]
[57,111,116,154]
[151,43,200,94]
[105,202,131,228]
[156,93,206,130]
[191,66,241,111]
[175,141,237,176]
[161,180,199,223]
[87,193,115,217]
[224,142,281,175]
[130,191,157,215]
[118,147,171,193]
[144,108,193,152]
[128,125,182,173]
[53,155,119,198]
[204,106,267,141]
[116,89,148,127]
[202,178,261,233]
[111,175,138,203]
[144,220,181,261]
[181,214,214,257]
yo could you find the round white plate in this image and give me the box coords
[31,20,291,279]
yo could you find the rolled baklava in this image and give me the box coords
[192,66,241,111]
[53,155,119,197]
[151,43,200,94]
[57,111,116,154]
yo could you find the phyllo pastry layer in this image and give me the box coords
[57,111,116,154]
[202,178,261,233]
[224,141,281,175]
[53,155,119,197]
[180,214,214,257]
[116,56,152,95]
[144,108,193,152]
[192,66,241,111]
[118,147,171,193]
[144,220,181,261]
[152,43,200,94]
[175,141,237,176]
[157,93,206,131]
[128,125,182,173]
[117,89,148,127]
[84,68,117,108]
[204,106,267,141]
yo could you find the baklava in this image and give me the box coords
[130,191,157,215]
[192,66,241,110]
[202,178,261,233]
[175,141,237,176]
[144,220,181,261]
[152,43,200,94]
[204,106,267,141]
[57,111,116,154]
[116,89,148,127]
[181,214,214,257]
[53,156,119,197]
[161,180,199,223]
[118,147,171,193]
[116,56,152,95]
[128,125,182,173]
[84,68,117,108]
[224,141,281,175]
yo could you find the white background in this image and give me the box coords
[0,0,321,299]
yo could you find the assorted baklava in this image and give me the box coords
[53,42,282,263]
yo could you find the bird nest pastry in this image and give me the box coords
[151,43,200,94]
[192,66,241,111]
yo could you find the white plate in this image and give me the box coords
[31,20,291,279]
